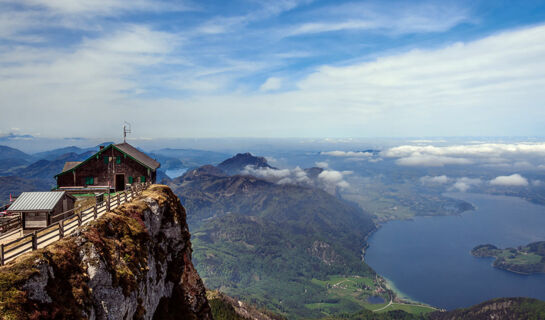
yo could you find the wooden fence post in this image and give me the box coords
[117,194,120,207]
[1,244,4,266]
[32,232,37,251]
[77,213,82,227]
[94,205,98,219]
[107,196,110,211]
[58,221,64,239]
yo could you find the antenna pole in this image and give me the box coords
[123,122,131,143]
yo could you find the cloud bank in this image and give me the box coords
[384,143,545,168]
[420,175,449,185]
[490,174,529,187]
[241,165,350,193]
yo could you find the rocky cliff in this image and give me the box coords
[0,185,212,320]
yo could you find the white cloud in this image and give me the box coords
[395,154,472,167]
[315,161,329,168]
[241,164,349,193]
[260,77,283,92]
[490,174,529,187]
[4,0,190,16]
[287,2,469,36]
[420,175,449,185]
[450,177,482,192]
[3,11,545,138]
[383,143,545,168]
[318,170,350,190]
[321,151,373,157]
[383,143,545,158]
[531,180,542,187]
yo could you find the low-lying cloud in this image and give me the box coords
[420,175,449,185]
[241,165,350,193]
[396,154,472,167]
[450,177,482,192]
[384,142,545,168]
[321,151,373,157]
[490,174,529,187]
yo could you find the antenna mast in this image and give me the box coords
[123,122,132,143]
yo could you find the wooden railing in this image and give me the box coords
[0,216,22,235]
[0,182,151,266]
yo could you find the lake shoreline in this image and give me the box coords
[362,192,545,310]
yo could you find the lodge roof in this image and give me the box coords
[114,142,160,170]
[62,161,82,173]
[7,191,73,212]
[56,142,160,177]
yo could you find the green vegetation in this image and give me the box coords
[426,297,545,320]
[207,290,285,320]
[172,166,377,318]
[306,275,435,317]
[471,241,545,274]
[341,176,473,222]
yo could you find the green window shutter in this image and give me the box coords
[128,176,133,184]
[140,176,146,183]
[85,176,94,185]
[116,156,122,164]
[103,156,109,164]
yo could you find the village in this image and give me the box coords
[0,137,160,265]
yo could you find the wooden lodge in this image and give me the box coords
[6,191,76,230]
[55,142,160,193]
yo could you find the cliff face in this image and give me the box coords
[0,185,212,320]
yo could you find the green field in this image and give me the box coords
[306,275,436,317]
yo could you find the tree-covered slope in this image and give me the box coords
[169,165,377,318]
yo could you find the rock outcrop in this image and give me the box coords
[0,185,212,320]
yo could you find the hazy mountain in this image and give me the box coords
[152,148,230,167]
[0,176,52,201]
[217,153,276,175]
[0,145,33,175]
[32,142,113,161]
[0,145,32,161]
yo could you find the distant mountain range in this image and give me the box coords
[169,153,376,318]
[0,143,110,199]
[0,144,228,200]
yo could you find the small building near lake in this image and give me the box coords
[55,142,160,193]
[6,191,76,230]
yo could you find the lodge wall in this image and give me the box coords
[57,147,155,190]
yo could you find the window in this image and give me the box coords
[140,176,146,183]
[128,176,133,184]
[85,176,94,185]
[104,156,109,164]
[116,156,122,164]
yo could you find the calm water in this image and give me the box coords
[365,193,545,310]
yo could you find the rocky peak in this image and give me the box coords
[218,153,275,175]
[0,185,212,320]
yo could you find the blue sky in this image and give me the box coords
[1,0,545,139]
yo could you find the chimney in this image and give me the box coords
[100,146,105,151]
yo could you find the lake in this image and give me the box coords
[365,193,545,310]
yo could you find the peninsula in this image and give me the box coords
[471,241,545,275]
